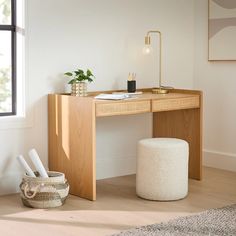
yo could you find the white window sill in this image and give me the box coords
[0,113,34,130]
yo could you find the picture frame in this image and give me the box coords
[208,0,236,61]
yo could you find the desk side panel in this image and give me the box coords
[153,107,202,180]
[48,95,96,200]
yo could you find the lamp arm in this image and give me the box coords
[147,30,161,35]
[146,31,162,88]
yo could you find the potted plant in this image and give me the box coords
[64,68,95,96]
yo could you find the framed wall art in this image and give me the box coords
[208,0,236,61]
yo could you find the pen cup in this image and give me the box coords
[127,80,136,93]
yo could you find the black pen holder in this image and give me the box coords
[127,80,136,93]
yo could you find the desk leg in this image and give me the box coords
[48,95,96,200]
[153,108,202,180]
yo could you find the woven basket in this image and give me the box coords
[20,171,69,209]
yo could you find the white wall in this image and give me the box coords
[194,0,236,172]
[0,0,195,195]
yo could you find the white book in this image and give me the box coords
[112,91,143,96]
[95,93,132,100]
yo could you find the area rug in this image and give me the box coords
[112,204,236,236]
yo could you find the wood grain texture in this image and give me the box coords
[83,88,202,96]
[153,108,202,180]
[94,93,200,103]
[168,88,202,95]
[0,168,235,236]
[48,94,96,200]
[48,89,202,201]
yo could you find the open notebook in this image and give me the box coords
[94,92,142,100]
[95,94,131,100]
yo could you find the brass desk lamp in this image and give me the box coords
[143,30,169,94]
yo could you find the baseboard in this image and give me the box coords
[203,149,236,172]
[3,151,235,194]
[96,155,136,180]
[0,172,22,196]
[97,149,236,180]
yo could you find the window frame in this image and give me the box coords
[0,0,16,116]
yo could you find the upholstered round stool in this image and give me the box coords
[136,138,189,201]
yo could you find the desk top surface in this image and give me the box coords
[91,92,199,104]
[50,89,202,107]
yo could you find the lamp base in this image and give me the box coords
[152,87,169,94]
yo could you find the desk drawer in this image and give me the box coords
[152,96,200,112]
[96,100,151,117]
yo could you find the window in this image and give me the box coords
[0,0,16,116]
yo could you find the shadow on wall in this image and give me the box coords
[0,156,22,194]
[47,73,67,94]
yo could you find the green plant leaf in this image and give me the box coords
[68,78,77,84]
[78,69,84,74]
[64,68,95,84]
[64,72,73,76]
[86,69,92,77]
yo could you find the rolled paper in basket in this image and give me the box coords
[28,149,49,178]
[17,155,36,177]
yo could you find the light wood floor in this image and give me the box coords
[0,167,235,236]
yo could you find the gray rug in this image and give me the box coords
[112,204,236,236]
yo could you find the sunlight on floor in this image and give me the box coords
[0,210,191,236]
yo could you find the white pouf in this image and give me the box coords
[136,138,189,201]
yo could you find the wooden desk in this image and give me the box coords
[48,88,202,201]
